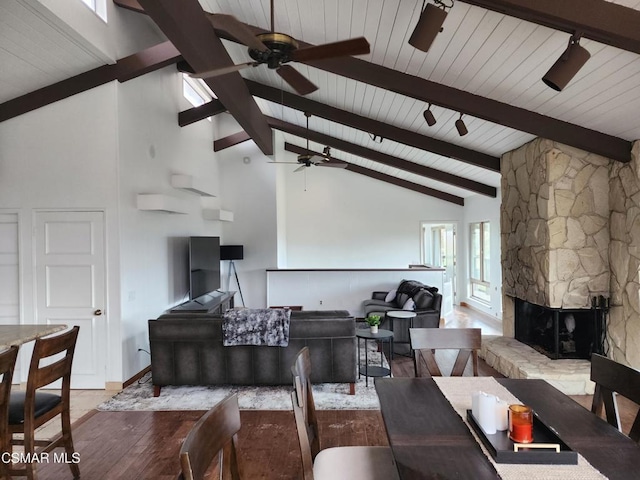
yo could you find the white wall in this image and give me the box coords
[216,115,278,308]
[116,68,222,379]
[461,190,503,320]
[282,164,464,268]
[0,83,122,382]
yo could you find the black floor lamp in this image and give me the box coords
[220,245,245,307]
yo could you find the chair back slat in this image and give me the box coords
[291,390,315,480]
[590,353,640,442]
[26,327,79,392]
[291,347,320,459]
[179,394,242,480]
[410,328,481,377]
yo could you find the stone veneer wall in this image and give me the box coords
[608,141,640,368]
[501,138,610,337]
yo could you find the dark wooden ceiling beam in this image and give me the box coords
[214,131,251,152]
[245,80,499,172]
[458,0,640,55]
[0,41,181,123]
[285,143,464,206]
[214,22,632,163]
[137,0,273,155]
[265,117,496,197]
[180,99,226,127]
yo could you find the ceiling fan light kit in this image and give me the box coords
[408,1,451,53]
[542,35,591,91]
[197,0,370,96]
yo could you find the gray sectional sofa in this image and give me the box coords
[148,310,357,396]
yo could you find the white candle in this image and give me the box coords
[472,391,481,420]
[478,393,497,434]
[495,398,509,431]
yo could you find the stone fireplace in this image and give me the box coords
[500,138,640,371]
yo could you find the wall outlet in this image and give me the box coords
[319,300,323,305]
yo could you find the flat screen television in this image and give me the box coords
[189,236,221,300]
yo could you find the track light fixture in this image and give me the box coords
[368,133,384,143]
[542,34,591,92]
[408,0,453,53]
[423,104,437,126]
[455,113,468,137]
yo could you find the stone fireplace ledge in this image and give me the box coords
[480,336,594,395]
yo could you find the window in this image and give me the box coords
[182,75,217,121]
[470,222,490,303]
[80,0,107,21]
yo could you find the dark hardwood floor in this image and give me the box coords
[33,307,640,479]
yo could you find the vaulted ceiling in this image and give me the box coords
[2,0,640,205]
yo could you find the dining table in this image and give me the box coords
[0,324,68,349]
[375,376,640,480]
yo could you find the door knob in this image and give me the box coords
[94,309,103,316]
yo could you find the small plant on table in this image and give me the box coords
[366,314,381,333]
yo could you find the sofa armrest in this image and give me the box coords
[413,310,441,328]
[372,291,388,301]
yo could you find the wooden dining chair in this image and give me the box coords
[410,327,481,377]
[8,326,80,480]
[290,347,399,480]
[0,346,19,480]
[590,353,640,442]
[178,394,242,480]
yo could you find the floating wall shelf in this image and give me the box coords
[137,194,188,214]
[170,174,216,197]
[202,209,234,222]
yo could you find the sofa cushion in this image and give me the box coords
[363,299,392,308]
[413,289,435,309]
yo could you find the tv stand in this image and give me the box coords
[169,291,235,314]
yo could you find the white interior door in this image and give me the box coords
[34,211,106,389]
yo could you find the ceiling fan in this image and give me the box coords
[195,0,370,95]
[270,112,348,172]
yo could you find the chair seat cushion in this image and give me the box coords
[8,391,62,425]
[313,446,400,480]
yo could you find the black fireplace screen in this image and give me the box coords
[514,297,608,360]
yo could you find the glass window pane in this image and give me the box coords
[470,223,481,280]
[482,223,490,282]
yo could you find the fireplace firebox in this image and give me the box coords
[514,297,607,360]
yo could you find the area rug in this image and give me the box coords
[98,339,390,411]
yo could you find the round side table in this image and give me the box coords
[385,310,417,356]
[356,328,393,387]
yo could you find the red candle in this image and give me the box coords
[508,404,534,443]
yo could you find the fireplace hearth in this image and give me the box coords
[514,297,608,360]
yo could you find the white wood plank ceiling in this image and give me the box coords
[2,0,640,199]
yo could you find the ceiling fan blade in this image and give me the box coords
[208,14,269,52]
[268,161,300,164]
[191,61,257,79]
[293,165,307,173]
[291,37,370,62]
[318,161,348,169]
[276,65,318,95]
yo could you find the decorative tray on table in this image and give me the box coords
[466,410,578,465]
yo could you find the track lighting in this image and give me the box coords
[423,104,437,126]
[368,133,384,143]
[542,34,591,92]
[408,0,453,53]
[455,113,468,136]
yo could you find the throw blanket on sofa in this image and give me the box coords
[223,308,291,347]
